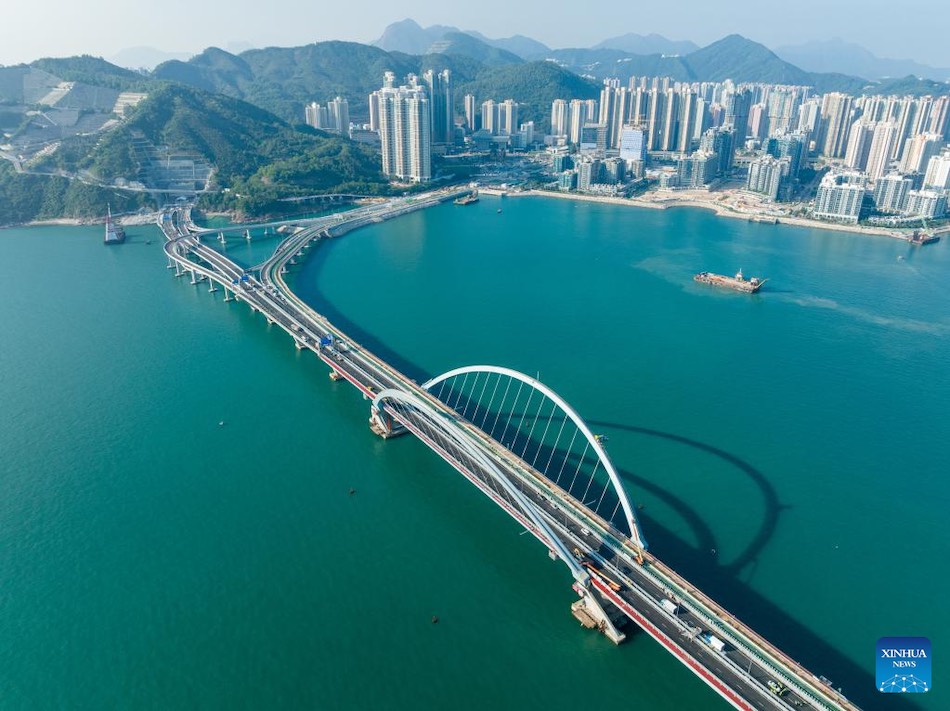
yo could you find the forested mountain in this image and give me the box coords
[459,63,600,129]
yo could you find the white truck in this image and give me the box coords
[700,632,727,652]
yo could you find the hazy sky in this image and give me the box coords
[1,0,949,68]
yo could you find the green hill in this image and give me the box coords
[10,83,387,224]
[0,160,148,227]
[430,32,524,67]
[154,42,419,124]
[459,61,600,131]
[31,55,150,92]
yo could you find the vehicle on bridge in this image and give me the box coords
[701,632,727,653]
[768,680,789,697]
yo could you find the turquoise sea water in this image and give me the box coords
[1,199,947,710]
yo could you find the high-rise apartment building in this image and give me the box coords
[766,131,807,180]
[599,83,629,149]
[481,100,498,135]
[305,102,327,129]
[923,149,950,190]
[550,99,568,137]
[900,133,944,174]
[464,94,477,133]
[328,96,349,134]
[747,156,789,200]
[305,97,349,133]
[422,69,453,145]
[568,99,594,145]
[866,121,899,182]
[498,99,519,136]
[819,93,854,158]
[813,171,866,223]
[844,121,875,171]
[723,88,752,140]
[873,173,913,213]
[927,96,950,139]
[374,73,431,183]
[904,189,947,218]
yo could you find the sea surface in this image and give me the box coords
[1,198,947,710]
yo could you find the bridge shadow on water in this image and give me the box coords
[291,280,913,710]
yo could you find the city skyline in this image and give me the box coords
[2,2,950,70]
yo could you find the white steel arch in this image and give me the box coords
[371,387,587,581]
[422,366,647,550]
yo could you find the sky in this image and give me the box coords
[1,0,949,69]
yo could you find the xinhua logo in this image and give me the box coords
[877,637,931,693]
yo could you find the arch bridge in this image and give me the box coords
[159,199,864,711]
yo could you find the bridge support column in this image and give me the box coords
[571,582,627,645]
[368,405,407,439]
[166,259,174,269]
[208,281,218,293]
[223,288,234,302]
[174,262,182,278]
[189,269,197,285]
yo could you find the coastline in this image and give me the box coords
[17,212,162,229]
[509,189,918,241]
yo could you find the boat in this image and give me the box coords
[694,269,766,293]
[454,190,479,206]
[908,229,940,246]
[103,205,126,245]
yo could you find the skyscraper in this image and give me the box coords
[422,69,453,145]
[819,93,854,158]
[498,99,519,136]
[900,132,944,174]
[723,88,752,141]
[844,121,875,171]
[328,97,349,134]
[550,99,568,137]
[927,96,950,139]
[923,148,950,190]
[599,83,629,149]
[865,121,899,182]
[619,126,647,162]
[658,88,680,152]
[766,131,807,180]
[305,102,328,130]
[464,94,477,133]
[375,73,431,183]
[481,100,498,135]
[567,99,590,145]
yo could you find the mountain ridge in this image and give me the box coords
[775,38,950,81]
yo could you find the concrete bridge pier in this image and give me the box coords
[174,262,183,278]
[223,287,234,302]
[189,269,197,285]
[368,405,407,439]
[571,582,627,644]
[208,280,218,293]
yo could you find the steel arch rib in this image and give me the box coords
[371,388,586,581]
[422,366,647,550]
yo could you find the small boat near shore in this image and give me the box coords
[694,269,766,293]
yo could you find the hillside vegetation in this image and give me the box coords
[0,160,148,226]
